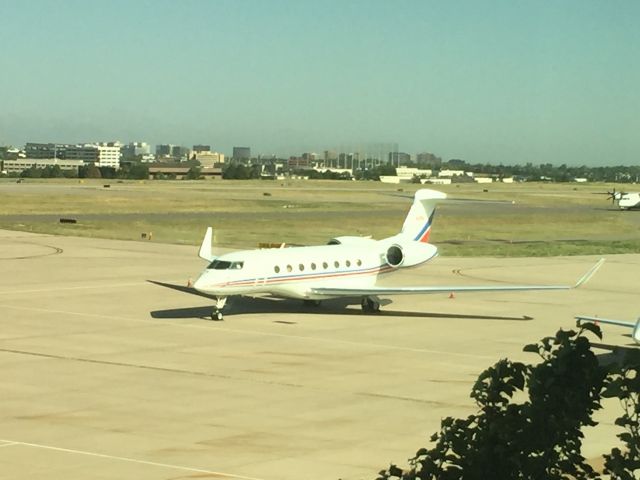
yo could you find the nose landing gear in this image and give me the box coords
[210,296,227,321]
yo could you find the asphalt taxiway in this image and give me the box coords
[0,229,637,479]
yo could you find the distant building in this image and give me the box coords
[156,144,190,161]
[233,147,251,160]
[380,176,411,184]
[416,152,442,168]
[474,177,493,184]
[193,144,210,152]
[121,142,151,159]
[314,167,352,176]
[65,145,99,163]
[438,169,466,178]
[96,143,122,168]
[3,158,84,174]
[337,152,360,169]
[25,142,70,159]
[66,143,122,168]
[396,166,432,179]
[421,178,452,185]
[171,145,190,161]
[288,157,310,168]
[156,144,173,158]
[147,164,222,180]
[0,146,22,160]
[192,151,225,167]
[388,152,411,165]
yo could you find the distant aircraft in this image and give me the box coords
[576,315,640,345]
[604,189,640,210]
[187,189,604,320]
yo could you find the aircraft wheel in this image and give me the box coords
[211,310,224,321]
[361,297,380,313]
[361,298,369,312]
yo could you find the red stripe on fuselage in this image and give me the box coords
[208,264,395,289]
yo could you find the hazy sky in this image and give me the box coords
[1,0,639,165]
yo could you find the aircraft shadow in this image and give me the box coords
[591,342,639,365]
[148,280,533,322]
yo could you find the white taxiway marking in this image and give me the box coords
[0,439,266,480]
[0,282,149,296]
[0,302,495,361]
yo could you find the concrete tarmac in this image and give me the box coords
[0,229,637,479]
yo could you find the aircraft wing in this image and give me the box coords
[147,280,217,300]
[576,315,640,345]
[311,258,605,296]
[576,315,636,328]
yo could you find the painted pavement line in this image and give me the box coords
[0,439,267,480]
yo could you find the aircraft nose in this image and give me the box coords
[193,274,207,292]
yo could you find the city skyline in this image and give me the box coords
[1,1,639,166]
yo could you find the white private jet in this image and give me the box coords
[606,189,640,210]
[576,315,640,345]
[189,189,604,320]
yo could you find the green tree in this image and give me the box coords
[79,165,102,178]
[602,349,640,478]
[377,323,639,480]
[120,162,149,180]
[185,165,202,180]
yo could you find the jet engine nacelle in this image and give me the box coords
[327,236,375,246]
[384,242,438,268]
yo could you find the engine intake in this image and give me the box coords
[385,245,404,267]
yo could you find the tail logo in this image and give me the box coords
[413,210,436,243]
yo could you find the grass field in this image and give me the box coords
[1,178,639,256]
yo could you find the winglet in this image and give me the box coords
[573,258,605,288]
[198,227,216,262]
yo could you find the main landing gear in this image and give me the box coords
[361,296,380,313]
[210,296,227,321]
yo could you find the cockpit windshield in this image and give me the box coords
[207,260,244,270]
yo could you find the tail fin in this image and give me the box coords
[401,189,447,243]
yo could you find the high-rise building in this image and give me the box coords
[65,142,122,168]
[170,145,190,161]
[25,142,70,159]
[65,145,99,163]
[388,152,411,166]
[96,143,122,168]
[233,147,251,160]
[156,144,190,161]
[121,142,151,161]
[156,144,173,158]
[193,144,210,152]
